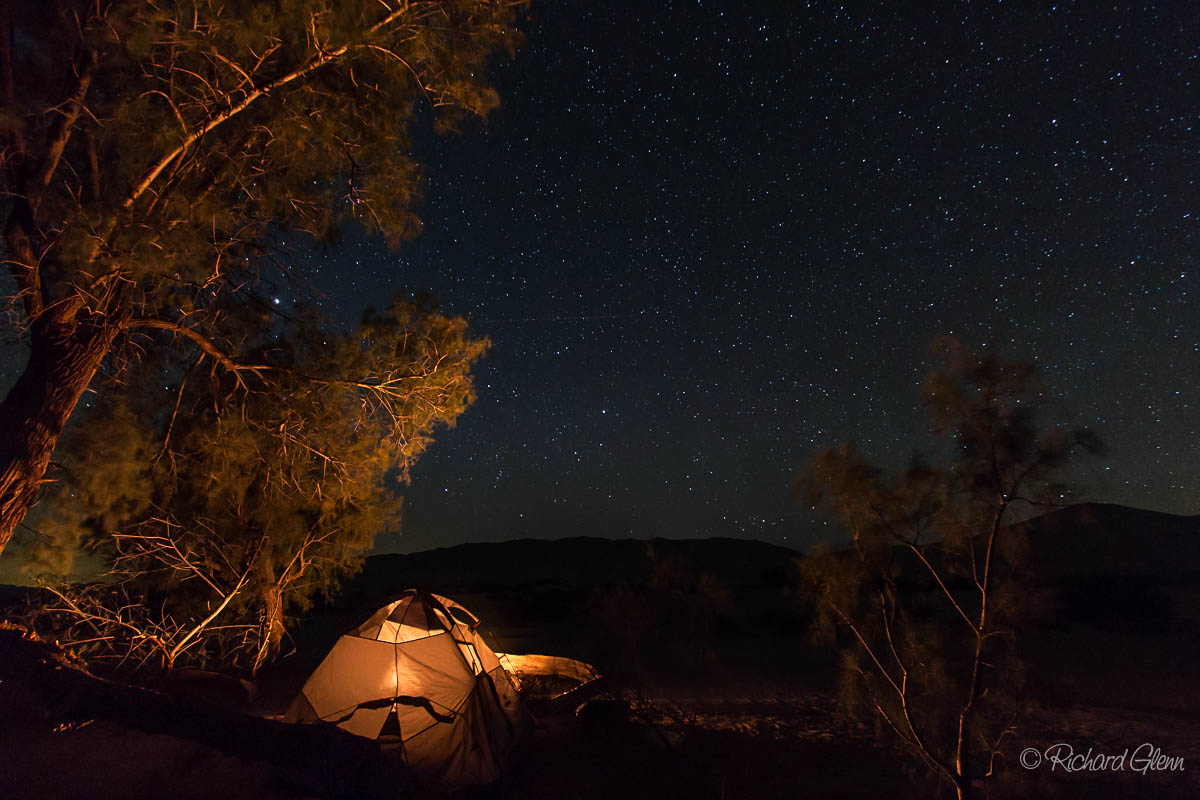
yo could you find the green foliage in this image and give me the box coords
[2,0,519,665]
[797,339,1102,798]
[20,402,156,578]
[23,0,523,279]
[0,0,523,558]
[30,297,488,673]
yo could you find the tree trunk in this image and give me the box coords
[253,581,285,675]
[0,314,118,555]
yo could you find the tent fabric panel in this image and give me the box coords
[495,653,523,692]
[301,635,399,723]
[403,683,505,787]
[289,590,532,789]
[337,705,392,740]
[404,715,486,785]
[359,592,458,642]
[471,632,501,673]
[427,595,479,641]
[446,606,479,627]
[393,632,476,710]
[386,595,415,623]
[435,594,476,620]
[352,618,385,641]
[394,595,437,636]
[425,595,501,674]
[349,599,400,640]
[283,691,319,724]
[430,594,474,623]
[456,640,483,675]
[487,665,523,725]
[471,677,517,778]
[379,618,440,643]
[393,699,445,743]
[477,671,517,756]
[429,609,458,640]
[351,591,440,641]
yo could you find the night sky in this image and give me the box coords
[304,0,1199,554]
[9,1,1199,554]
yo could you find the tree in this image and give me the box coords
[797,340,1102,800]
[27,295,488,674]
[0,0,523,555]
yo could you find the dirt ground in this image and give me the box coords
[3,662,1199,799]
[0,720,306,800]
[509,682,1200,800]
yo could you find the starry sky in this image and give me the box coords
[306,0,1200,554]
[8,1,1197,555]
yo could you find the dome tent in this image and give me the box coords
[286,590,524,787]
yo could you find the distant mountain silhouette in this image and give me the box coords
[1015,502,1200,581]
[348,536,800,604]
[279,536,806,686]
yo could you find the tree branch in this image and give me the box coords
[32,49,96,210]
[123,5,420,212]
[123,318,271,385]
[166,565,252,664]
[865,499,978,634]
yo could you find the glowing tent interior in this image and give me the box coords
[285,590,527,786]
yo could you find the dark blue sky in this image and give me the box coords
[301,1,1199,553]
[8,1,1194,555]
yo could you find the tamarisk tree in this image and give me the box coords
[28,297,487,673]
[0,0,522,555]
[797,340,1102,800]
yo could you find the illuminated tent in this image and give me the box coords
[285,590,524,786]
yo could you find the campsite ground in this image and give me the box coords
[3,669,1197,800]
[250,508,1200,799]
[2,505,1200,799]
[507,685,1200,800]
